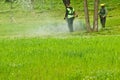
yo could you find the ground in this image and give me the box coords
[0,1,120,80]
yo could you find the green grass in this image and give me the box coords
[0,36,120,80]
[0,0,120,80]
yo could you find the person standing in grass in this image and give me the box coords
[64,4,78,32]
[99,4,107,29]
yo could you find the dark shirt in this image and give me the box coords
[65,7,75,18]
[99,7,107,17]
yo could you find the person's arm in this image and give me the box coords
[104,8,108,17]
[74,11,78,17]
[98,9,102,16]
[73,9,78,17]
[64,8,68,19]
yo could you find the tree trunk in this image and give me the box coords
[84,0,92,32]
[31,0,34,9]
[5,0,11,2]
[10,0,13,9]
[93,0,99,32]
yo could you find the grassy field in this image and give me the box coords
[0,0,120,80]
[0,36,120,80]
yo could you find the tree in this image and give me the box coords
[9,0,16,23]
[5,0,11,2]
[83,0,99,32]
[84,0,92,32]
[5,0,16,3]
[93,0,99,32]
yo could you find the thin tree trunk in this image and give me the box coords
[31,0,34,9]
[84,0,92,32]
[10,0,16,23]
[10,0,13,9]
[93,0,99,31]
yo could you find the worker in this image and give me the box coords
[99,4,107,28]
[64,4,78,32]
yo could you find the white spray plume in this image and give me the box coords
[28,18,85,37]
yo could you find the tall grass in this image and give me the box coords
[0,36,120,80]
[0,0,120,80]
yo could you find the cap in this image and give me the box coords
[100,4,105,6]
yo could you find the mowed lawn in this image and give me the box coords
[0,36,120,80]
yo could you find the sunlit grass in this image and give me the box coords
[0,0,120,80]
[0,36,120,80]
